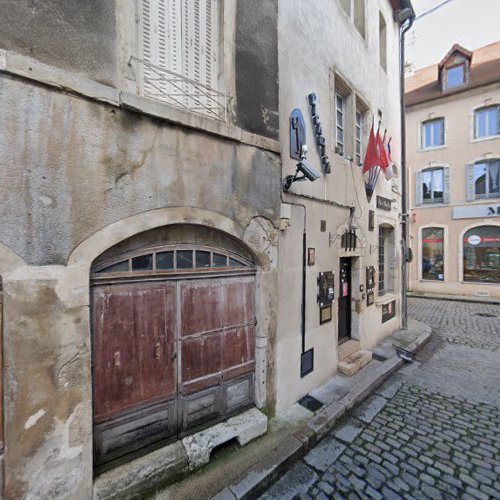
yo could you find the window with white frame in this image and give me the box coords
[467,160,500,200]
[416,167,449,206]
[474,105,500,139]
[140,0,224,120]
[421,118,445,149]
[355,110,363,165]
[336,93,345,154]
[445,64,465,89]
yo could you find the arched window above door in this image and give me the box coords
[93,245,254,276]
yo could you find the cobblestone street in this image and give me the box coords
[260,298,500,500]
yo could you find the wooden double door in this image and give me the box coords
[91,275,256,467]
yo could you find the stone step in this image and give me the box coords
[338,350,373,377]
[338,340,360,361]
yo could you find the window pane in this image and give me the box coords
[229,258,244,267]
[196,251,211,268]
[422,228,444,281]
[337,127,344,145]
[423,122,432,148]
[432,119,444,146]
[177,250,193,269]
[97,260,129,273]
[489,161,500,194]
[432,169,444,201]
[446,65,464,88]
[336,110,343,127]
[463,226,500,283]
[476,109,488,137]
[132,254,153,271]
[213,253,227,267]
[422,170,432,200]
[474,163,487,196]
[156,251,174,270]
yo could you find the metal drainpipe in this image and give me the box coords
[399,9,415,330]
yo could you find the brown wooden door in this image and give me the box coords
[92,271,256,466]
[92,282,177,465]
[178,276,255,430]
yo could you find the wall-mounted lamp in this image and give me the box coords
[283,145,321,192]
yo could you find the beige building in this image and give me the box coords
[406,42,500,300]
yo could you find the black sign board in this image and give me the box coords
[317,271,334,307]
[382,300,396,322]
[376,196,392,211]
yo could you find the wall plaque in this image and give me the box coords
[376,196,392,211]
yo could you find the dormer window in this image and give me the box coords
[438,44,472,92]
[446,64,465,89]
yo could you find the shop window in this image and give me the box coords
[378,226,395,295]
[474,105,500,139]
[467,160,500,200]
[421,228,444,281]
[463,226,500,283]
[416,167,449,206]
[421,118,445,149]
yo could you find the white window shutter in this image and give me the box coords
[416,171,423,206]
[466,163,475,201]
[443,167,450,204]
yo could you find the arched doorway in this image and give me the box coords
[90,226,257,469]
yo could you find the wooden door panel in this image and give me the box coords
[180,281,223,336]
[180,333,222,384]
[222,326,255,371]
[93,283,176,421]
[222,278,255,328]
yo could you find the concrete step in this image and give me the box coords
[338,350,373,377]
[338,340,360,361]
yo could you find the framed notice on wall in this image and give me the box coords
[382,300,396,323]
[320,305,332,324]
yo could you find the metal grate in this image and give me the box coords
[134,58,228,122]
[300,348,314,378]
[299,394,323,412]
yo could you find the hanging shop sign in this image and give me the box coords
[452,203,500,220]
[382,300,396,323]
[290,108,307,160]
[376,196,392,211]
[307,92,331,173]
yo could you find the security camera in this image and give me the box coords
[283,158,322,192]
[297,159,321,182]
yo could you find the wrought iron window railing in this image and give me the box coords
[132,58,228,122]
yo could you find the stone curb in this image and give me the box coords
[216,326,432,499]
[408,292,500,306]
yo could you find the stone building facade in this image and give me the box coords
[0,0,410,497]
[406,42,500,300]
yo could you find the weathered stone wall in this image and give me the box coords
[235,0,279,139]
[0,0,117,86]
[0,77,281,267]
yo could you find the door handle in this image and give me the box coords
[170,352,177,360]
[114,351,121,367]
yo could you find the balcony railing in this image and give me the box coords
[132,58,228,122]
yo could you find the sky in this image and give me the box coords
[406,0,500,70]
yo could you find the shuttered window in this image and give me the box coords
[466,160,500,200]
[416,167,450,206]
[140,0,221,118]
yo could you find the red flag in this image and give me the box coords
[362,124,379,174]
[376,130,389,172]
